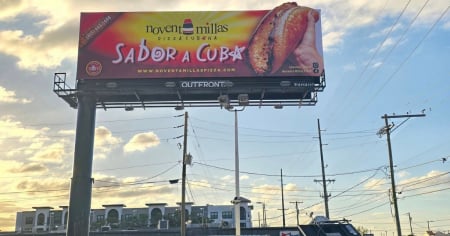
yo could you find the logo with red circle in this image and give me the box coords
[86,61,102,76]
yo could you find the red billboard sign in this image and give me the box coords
[76,2,324,80]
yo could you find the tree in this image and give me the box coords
[356,226,370,235]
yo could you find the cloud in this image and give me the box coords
[0,0,26,21]
[0,21,78,70]
[0,175,70,231]
[123,132,160,153]
[322,31,344,51]
[371,61,383,68]
[221,175,234,183]
[58,129,75,135]
[0,0,191,71]
[8,162,48,173]
[284,183,299,191]
[364,178,388,191]
[0,116,42,143]
[16,178,70,192]
[1,0,447,72]
[368,37,396,54]
[251,184,280,196]
[94,126,121,159]
[240,175,249,181]
[0,86,31,104]
[444,21,450,30]
[0,203,21,233]
[397,170,410,178]
[0,160,45,176]
[0,117,74,168]
[314,0,449,52]
[189,179,212,189]
[343,63,357,71]
[369,24,404,39]
[29,142,66,163]
[398,170,450,196]
[0,116,54,160]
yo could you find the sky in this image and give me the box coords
[0,0,449,234]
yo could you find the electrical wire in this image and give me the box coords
[329,167,383,199]
[325,0,412,124]
[188,117,222,199]
[402,186,450,199]
[342,201,390,218]
[193,161,388,178]
[364,0,431,88]
[398,171,449,188]
[366,6,450,104]
[133,162,181,183]
[398,158,448,171]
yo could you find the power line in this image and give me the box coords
[193,161,389,178]
[190,116,316,135]
[342,201,390,218]
[398,158,448,171]
[367,6,450,104]
[93,160,180,172]
[358,0,412,84]
[364,0,431,89]
[12,114,182,128]
[326,0,412,123]
[3,155,443,183]
[188,116,227,202]
[402,186,450,199]
[329,166,383,199]
[400,180,450,194]
[397,171,449,188]
[332,192,388,214]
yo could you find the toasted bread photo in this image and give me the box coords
[246,2,319,75]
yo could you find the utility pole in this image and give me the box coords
[427,220,433,231]
[378,113,425,236]
[181,112,188,236]
[290,201,303,226]
[256,202,266,227]
[280,169,286,228]
[263,204,266,227]
[258,212,260,228]
[316,119,330,219]
[407,212,414,236]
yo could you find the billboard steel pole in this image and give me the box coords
[67,94,96,236]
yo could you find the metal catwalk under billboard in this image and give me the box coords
[76,2,324,80]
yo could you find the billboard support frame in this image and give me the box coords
[54,73,324,110]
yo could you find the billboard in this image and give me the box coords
[66,2,326,109]
[76,2,324,80]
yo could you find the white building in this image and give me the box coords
[15,198,253,233]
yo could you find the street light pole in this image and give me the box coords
[220,94,246,236]
[233,108,242,236]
